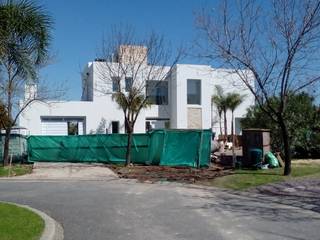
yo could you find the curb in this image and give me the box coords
[0,201,64,240]
[0,177,118,182]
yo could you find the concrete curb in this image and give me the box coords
[0,201,64,240]
[3,162,119,181]
[0,177,119,182]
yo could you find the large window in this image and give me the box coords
[187,79,201,105]
[125,77,133,92]
[112,77,120,92]
[146,80,168,105]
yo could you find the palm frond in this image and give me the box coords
[226,92,246,111]
[212,84,225,113]
[112,87,150,114]
[0,0,53,79]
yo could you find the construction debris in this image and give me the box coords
[275,152,285,167]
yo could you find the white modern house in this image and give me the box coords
[19,45,255,136]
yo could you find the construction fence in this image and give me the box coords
[27,129,212,168]
[0,134,27,163]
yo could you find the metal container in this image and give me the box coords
[242,129,271,167]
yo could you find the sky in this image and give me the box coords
[38,0,212,100]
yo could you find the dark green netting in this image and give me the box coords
[27,129,212,168]
[0,134,27,162]
[199,130,213,167]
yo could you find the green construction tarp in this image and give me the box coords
[27,129,212,168]
[0,134,27,163]
[160,130,212,167]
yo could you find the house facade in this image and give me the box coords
[19,46,255,136]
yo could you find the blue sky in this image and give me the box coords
[39,0,212,100]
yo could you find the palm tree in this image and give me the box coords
[211,85,224,137]
[226,92,245,166]
[112,87,151,166]
[0,0,52,166]
[212,85,229,143]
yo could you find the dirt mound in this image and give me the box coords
[109,165,232,183]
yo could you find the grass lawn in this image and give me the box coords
[200,160,320,190]
[0,165,32,177]
[0,202,44,240]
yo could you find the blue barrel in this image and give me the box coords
[249,148,263,167]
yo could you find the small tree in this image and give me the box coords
[211,85,224,138]
[227,93,245,145]
[97,26,181,166]
[226,92,245,165]
[0,0,53,166]
[212,85,230,142]
[196,0,320,175]
[96,118,107,134]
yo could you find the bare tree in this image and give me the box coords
[195,0,320,175]
[97,25,182,166]
[0,76,65,164]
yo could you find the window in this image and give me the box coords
[125,77,133,92]
[187,79,201,105]
[112,77,120,92]
[146,80,168,105]
[67,121,78,135]
[112,121,119,133]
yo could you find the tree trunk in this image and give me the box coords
[231,111,234,144]
[231,111,236,167]
[223,109,228,143]
[279,118,291,176]
[3,128,11,166]
[4,74,12,167]
[219,113,223,138]
[125,123,133,166]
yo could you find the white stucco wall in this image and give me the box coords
[170,64,212,129]
[19,98,147,135]
[19,60,255,136]
[211,68,255,136]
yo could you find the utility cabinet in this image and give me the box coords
[242,129,271,167]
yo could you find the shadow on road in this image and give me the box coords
[252,179,320,214]
[185,179,320,222]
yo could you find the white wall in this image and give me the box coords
[171,64,213,129]
[89,61,171,132]
[19,99,141,135]
[20,59,172,135]
[169,66,178,128]
[210,68,255,137]
[19,61,255,136]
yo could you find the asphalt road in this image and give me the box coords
[0,179,319,240]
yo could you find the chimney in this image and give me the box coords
[117,45,147,65]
